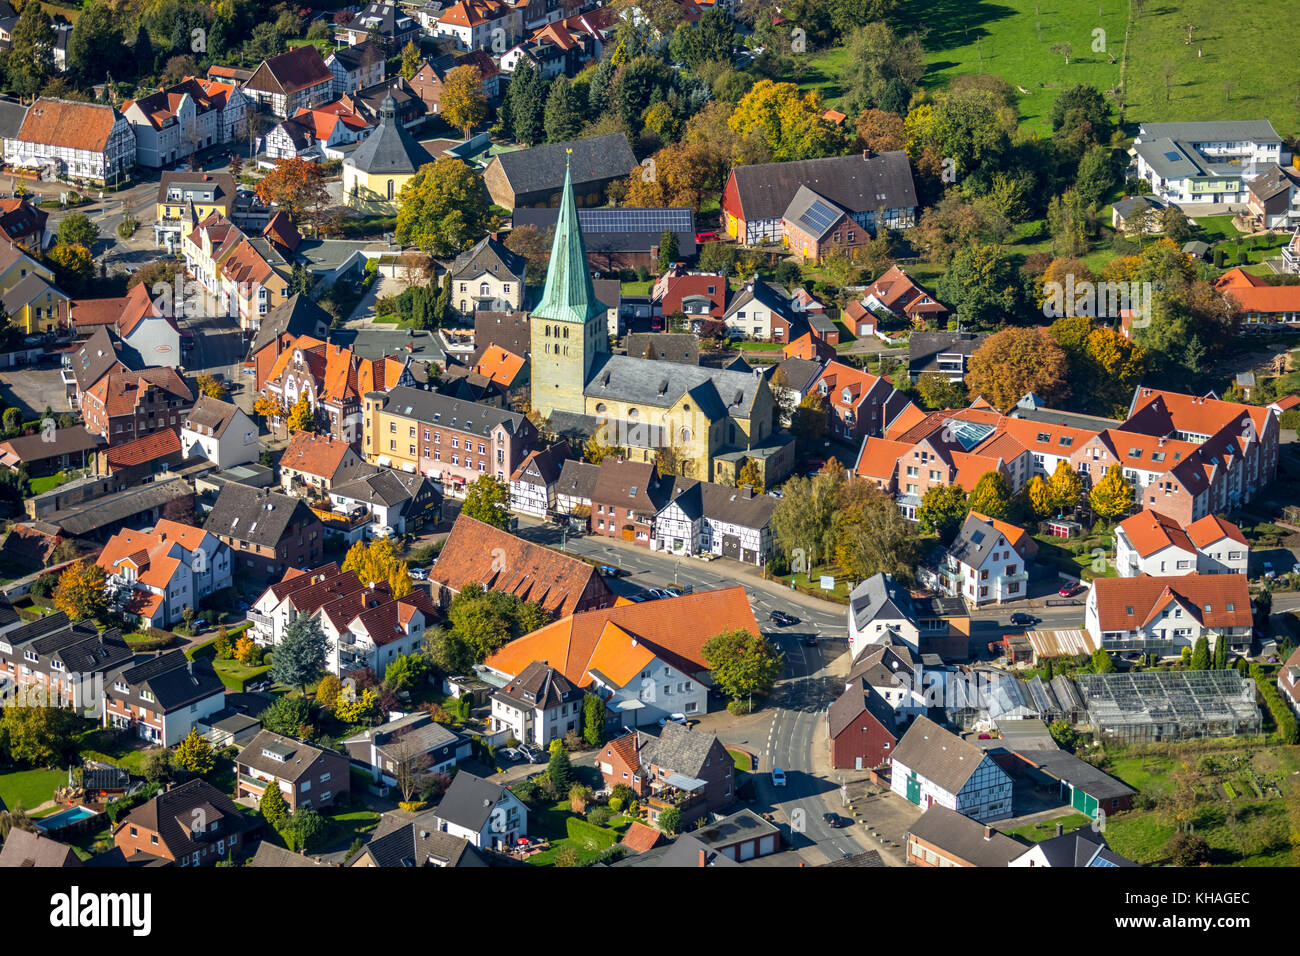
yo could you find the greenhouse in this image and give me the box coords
[1074,670,1261,744]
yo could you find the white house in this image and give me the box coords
[722,277,796,341]
[488,661,585,747]
[343,711,471,783]
[846,641,947,719]
[939,512,1037,607]
[554,458,599,517]
[889,715,1014,823]
[327,468,442,536]
[1114,510,1249,577]
[847,573,923,659]
[653,480,776,566]
[1131,120,1287,208]
[3,98,135,187]
[433,0,521,52]
[182,394,260,469]
[1278,646,1300,719]
[123,77,249,169]
[1085,573,1254,659]
[97,520,232,630]
[105,652,226,747]
[317,584,428,678]
[508,442,571,518]
[433,770,528,849]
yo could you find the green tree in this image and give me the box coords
[916,372,966,410]
[1091,647,1116,674]
[967,471,1012,522]
[1075,144,1117,208]
[382,652,429,692]
[582,693,605,747]
[543,75,585,143]
[140,747,173,784]
[1089,467,1134,523]
[657,805,683,836]
[505,59,547,145]
[282,808,326,852]
[66,0,125,86]
[460,475,510,529]
[839,21,924,115]
[1048,719,1079,751]
[1166,831,1209,866]
[399,40,422,80]
[833,481,917,582]
[270,616,328,694]
[702,629,784,709]
[394,158,494,257]
[173,728,215,776]
[657,229,679,273]
[789,391,829,449]
[547,739,572,792]
[8,2,54,98]
[260,777,290,830]
[917,484,968,542]
[0,706,79,766]
[56,213,100,251]
[1189,635,1210,670]
[936,243,1021,331]
[1213,633,1228,670]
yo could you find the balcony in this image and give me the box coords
[247,611,274,630]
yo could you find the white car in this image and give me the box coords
[658,713,687,727]
[772,767,786,788]
[409,567,429,581]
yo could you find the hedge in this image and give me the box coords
[1251,664,1299,744]
[565,817,617,850]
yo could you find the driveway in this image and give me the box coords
[0,365,70,416]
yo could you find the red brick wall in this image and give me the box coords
[829,711,897,770]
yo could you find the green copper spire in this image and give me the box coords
[530,153,604,324]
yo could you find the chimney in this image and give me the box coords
[1055,822,1064,837]
[698,849,707,867]
[983,825,992,841]
[862,148,873,160]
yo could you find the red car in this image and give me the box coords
[1059,583,1081,597]
[695,230,719,243]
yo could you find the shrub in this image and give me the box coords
[610,783,634,806]
[509,778,539,805]
[587,806,612,827]
[1166,831,1209,866]
[657,806,683,836]
[726,698,754,716]
[563,728,584,752]
[608,796,624,813]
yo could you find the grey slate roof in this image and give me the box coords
[636,721,722,778]
[907,804,1025,866]
[248,293,331,357]
[729,151,917,222]
[330,466,425,508]
[236,730,338,783]
[0,828,82,868]
[1112,195,1163,218]
[371,385,529,438]
[250,841,338,866]
[493,133,637,196]
[343,711,464,766]
[1028,828,1137,867]
[908,331,987,375]
[1137,120,1281,143]
[493,660,582,710]
[0,427,101,463]
[450,235,526,284]
[434,770,513,832]
[828,679,898,739]
[328,38,386,72]
[694,808,779,848]
[203,485,319,548]
[819,850,886,867]
[511,440,570,488]
[947,513,1013,568]
[185,394,244,439]
[848,572,915,636]
[773,356,824,393]
[724,278,795,324]
[48,477,192,537]
[70,325,126,392]
[585,353,764,421]
[352,816,485,867]
[0,97,27,142]
[556,458,599,500]
[115,778,248,858]
[1013,748,1136,801]
[891,715,991,795]
[663,479,777,530]
[346,94,432,175]
[117,651,223,711]
[782,184,850,239]
[625,332,699,366]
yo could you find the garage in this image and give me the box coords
[741,548,757,565]
[691,808,781,864]
[722,534,740,559]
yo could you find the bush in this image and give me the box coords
[1250,664,1299,743]
[510,778,539,805]
[657,806,683,835]
[610,783,634,806]
[608,796,623,813]
[563,729,584,752]
[1166,831,1209,866]
[587,806,612,827]
[726,698,755,716]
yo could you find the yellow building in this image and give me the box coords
[3,273,68,334]
[154,170,237,251]
[343,94,432,214]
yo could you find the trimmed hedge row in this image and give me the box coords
[1251,664,1299,744]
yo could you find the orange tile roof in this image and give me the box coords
[97,520,214,588]
[282,431,353,479]
[17,99,122,152]
[813,361,887,411]
[586,622,656,686]
[472,344,526,388]
[1127,388,1271,441]
[950,451,1002,492]
[783,332,834,362]
[1117,509,1194,558]
[102,426,182,469]
[620,821,661,853]
[483,586,758,688]
[968,511,1031,551]
[1091,574,1252,632]
[883,402,928,440]
[88,368,192,419]
[853,437,910,481]
[1187,513,1247,549]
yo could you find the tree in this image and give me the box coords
[334,687,380,724]
[46,245,94,293]
[504,224,553,276]
[1075,145,1117,209]
[317,674,342,709]
[382,651,428,692]
[504,59,548,145]
[657,805,683,836]
[342,537,403,589]
[657,229,679,273]
[735,458,764,494]
[1091,647,1116,674]
[390,738,433,803]
[967,471,1012,522]
[854,108,907,153]
[259,695,313,738]
[287,394,315,433]
[936,243,1021,331]
[729,79,842,161]
[52,560,107,622]
[260,778,290,831]
[196,374,227,399]
[173,728,215,776]
[65,0,125,86]
[254,396,284,421]
[442,64,487,138]
[839,22,925,115]
[833,482,917,582]
[2,407,21,438]
[1024,475,1054,518]
[702,629,783,708]
[56,213,100,250]
[1047,460,1083,516]
[916,372,966,410]
[0,706,80,766]
[255,159,329,222]
[271,616,328,694]
[1050,42,1073,65]
[917,484,968,542]
[394,159,493,257]
[1048,719,1079,751]
[547,739,572,792]
[8,1,54,98]
[965,327,1069,411]
[399,40,422,80]
[582,693,605,747]
[1189,635,1210,670]
[140,748,173,784]
[790,391,829,448]
[544,75,584,143]
[1213,632,1228,670]
[282,808,326,852]
[1166,831,1209,866]
[584,430,623,465]
[460,475,510,529]
[1089,467,1134,522]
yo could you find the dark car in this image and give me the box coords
[822,813,847,828]
[769,610,797,627]
[597,565,626,577]
[1009,612,1038,627]
[804,635,817,647]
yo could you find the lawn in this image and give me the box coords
[1005,812,1091,843]
[28,472,72,495]
[525,813,632,866]
[0,768,64,811]
[1121,0,1300,136]
[799,45,851,108]
[1032,531,1117,581]
[211,658,271,692]
[771,561,854,602]
[902,0,1127,135]
[728,748,755,773]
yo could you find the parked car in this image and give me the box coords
[768,489,784,499]
[769,610,797,627]
[772,767,786,788]
[1292,562,1300,576]
[1058,583,1081,597]
[1263,561,1276,579]
[1009,612,1038,627]
[693,551,718,561]
[409,567,428,581]
[664,585,684,597]
[804,635,817,647]
[695,230,719,243]
[658,713,687,727]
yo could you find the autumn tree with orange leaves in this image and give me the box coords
[254,158,329,222]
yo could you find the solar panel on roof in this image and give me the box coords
[797,199,839,235]
[577,208,692,233]
[1163,150,1182,162]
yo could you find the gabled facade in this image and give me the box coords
[97,519,232,630]
[1085,573,1254,658]
[243,45,336,118]
[489,660,585,747]
[124,77,249,169]
[939,511,1038,607]
[103,650,226,746]
[1114,510,1248,577]
[181,393,260,469]
[890,716,1014,823]
[3,98,135,186]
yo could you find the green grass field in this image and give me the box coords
[903,0,1127,134]
[0,768,64,811]
[1005,812,1091,843]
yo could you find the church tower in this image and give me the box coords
[529,153,608,419]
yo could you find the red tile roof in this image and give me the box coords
[102,426,182,470]
[1091,574,1252,632]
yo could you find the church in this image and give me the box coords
[529,157,793,485]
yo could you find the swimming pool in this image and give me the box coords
[35,805,101,833]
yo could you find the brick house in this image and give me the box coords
[589,459,672,547]
[599,723,735,828]
[235,730,350,811]
[113,779,251,866]
[809,360,910,443]
[827,680,898,771]
[202,485,325,581]
[79,367,194,447]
